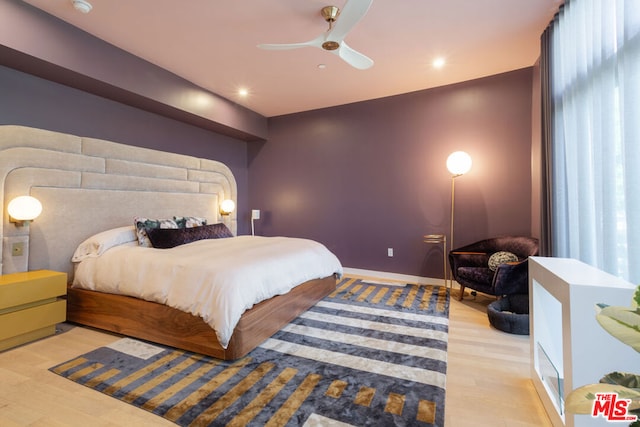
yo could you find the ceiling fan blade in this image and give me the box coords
[337,42,374,70]
[258,34,324,51]
[257,42,314,51]
[257,1,374,70]
[327,0,373,42]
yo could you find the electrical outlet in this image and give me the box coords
[12,242,24,257]
[387,248,393,257]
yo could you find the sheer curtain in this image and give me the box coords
[546,0,640,283]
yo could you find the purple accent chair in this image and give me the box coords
[448,236,539,301]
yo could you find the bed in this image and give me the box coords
[0,125,342,360]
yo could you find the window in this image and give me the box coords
[547,0,640,282]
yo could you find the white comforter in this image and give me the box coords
[72,236,343,348]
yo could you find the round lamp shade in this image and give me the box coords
[220,199,236,215]
[446,151,472,176]
[8,196,43,221]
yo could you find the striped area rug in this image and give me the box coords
[50,277,449,426]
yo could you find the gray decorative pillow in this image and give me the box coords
[146,223,233,249]
[488,251,519,271]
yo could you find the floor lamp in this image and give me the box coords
[446,151,472,252]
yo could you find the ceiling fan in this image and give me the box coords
[257,0,374,70]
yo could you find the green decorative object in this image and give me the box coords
[565,286,640,426]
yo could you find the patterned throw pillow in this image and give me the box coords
[173,216,207,228]
[134,217,179,247]
[146,223,233,249]
[134,216,208,247]
[488,251,519,271]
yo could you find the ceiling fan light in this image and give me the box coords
[322,41,340,51]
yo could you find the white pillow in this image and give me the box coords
[72,226,138,262]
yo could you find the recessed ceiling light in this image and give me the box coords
[238,88,249,97]
[72,0,92,13]
[432,57,446,69]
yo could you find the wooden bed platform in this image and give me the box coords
[66,275,337,360]
[1,127,341,362]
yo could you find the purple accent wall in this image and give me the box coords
[0,0,267,141]
[0,65,251,235]
[249,69,534,278]
[1,0,536,278]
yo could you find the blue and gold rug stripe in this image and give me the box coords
[312,300,449,330]
[260,338,445,388]
[332,277,449,315]
[163,356,253,422]
[280,322,447,362]
[50,279,448,426]
[52,354,439,425]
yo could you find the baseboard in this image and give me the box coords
[342,267,456,288]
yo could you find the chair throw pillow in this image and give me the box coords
[488,251,519,271]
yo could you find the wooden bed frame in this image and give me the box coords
[0,126,341,361]
[66,275,337,360]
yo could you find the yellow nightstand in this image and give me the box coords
[0,270,67,351]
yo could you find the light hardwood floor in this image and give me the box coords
[0,285,551,426]
[444,289,551,427]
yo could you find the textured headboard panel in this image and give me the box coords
[0,125,237,278]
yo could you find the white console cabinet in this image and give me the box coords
[529,257,637,427]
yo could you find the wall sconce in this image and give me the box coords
[447,151,472,250]
[7,196,43,227]
[220,199,236,216]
